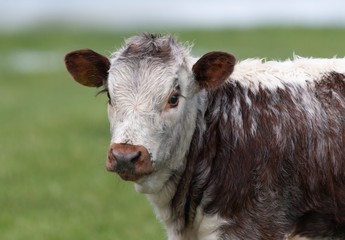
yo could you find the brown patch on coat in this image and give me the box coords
[65,49,110,87]
[316,72,345,94]
[171,78,345,239]
[315,72,345,108]
[192,51,236,89]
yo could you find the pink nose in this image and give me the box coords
[107,143,154,181]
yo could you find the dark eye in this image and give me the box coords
[168,94,179,108]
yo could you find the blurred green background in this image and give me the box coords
[1,27,345,240]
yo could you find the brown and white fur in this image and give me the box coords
[65,34,345,239]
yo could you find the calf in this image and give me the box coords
[65,33,345,239]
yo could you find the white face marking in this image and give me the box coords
[106,37,200,193]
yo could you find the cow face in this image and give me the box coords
[65,34,235,194]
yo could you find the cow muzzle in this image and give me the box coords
[107,143,154,181]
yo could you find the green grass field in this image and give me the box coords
[1,27,345,240]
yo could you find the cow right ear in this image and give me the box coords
[192,51,236,90]
[64,49,110,87]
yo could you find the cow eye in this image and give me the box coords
[168,93,179,108]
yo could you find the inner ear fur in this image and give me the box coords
[64,49,110,87]
[192,51,236,90]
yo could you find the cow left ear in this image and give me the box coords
[192,51,236,90]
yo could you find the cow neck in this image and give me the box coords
[170,84,238,232]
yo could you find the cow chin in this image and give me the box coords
[134,168,173,194]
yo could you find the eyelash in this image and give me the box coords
[97,88,112,105]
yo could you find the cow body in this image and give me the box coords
[65,34,345,239]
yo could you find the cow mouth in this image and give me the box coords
[109,161,155,182]
[116,171,152,182]
[112,158,154,182]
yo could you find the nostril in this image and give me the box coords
[107,144,152,179]
[130,151,141,164]
[113,150,141,164]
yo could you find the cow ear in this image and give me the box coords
[64,49,110,87]
[192,51,236,90]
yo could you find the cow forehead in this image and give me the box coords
[111,57,177,81]
[107,34,191,99]
[108,59,178,101]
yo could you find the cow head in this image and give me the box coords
[65,34,235,194]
